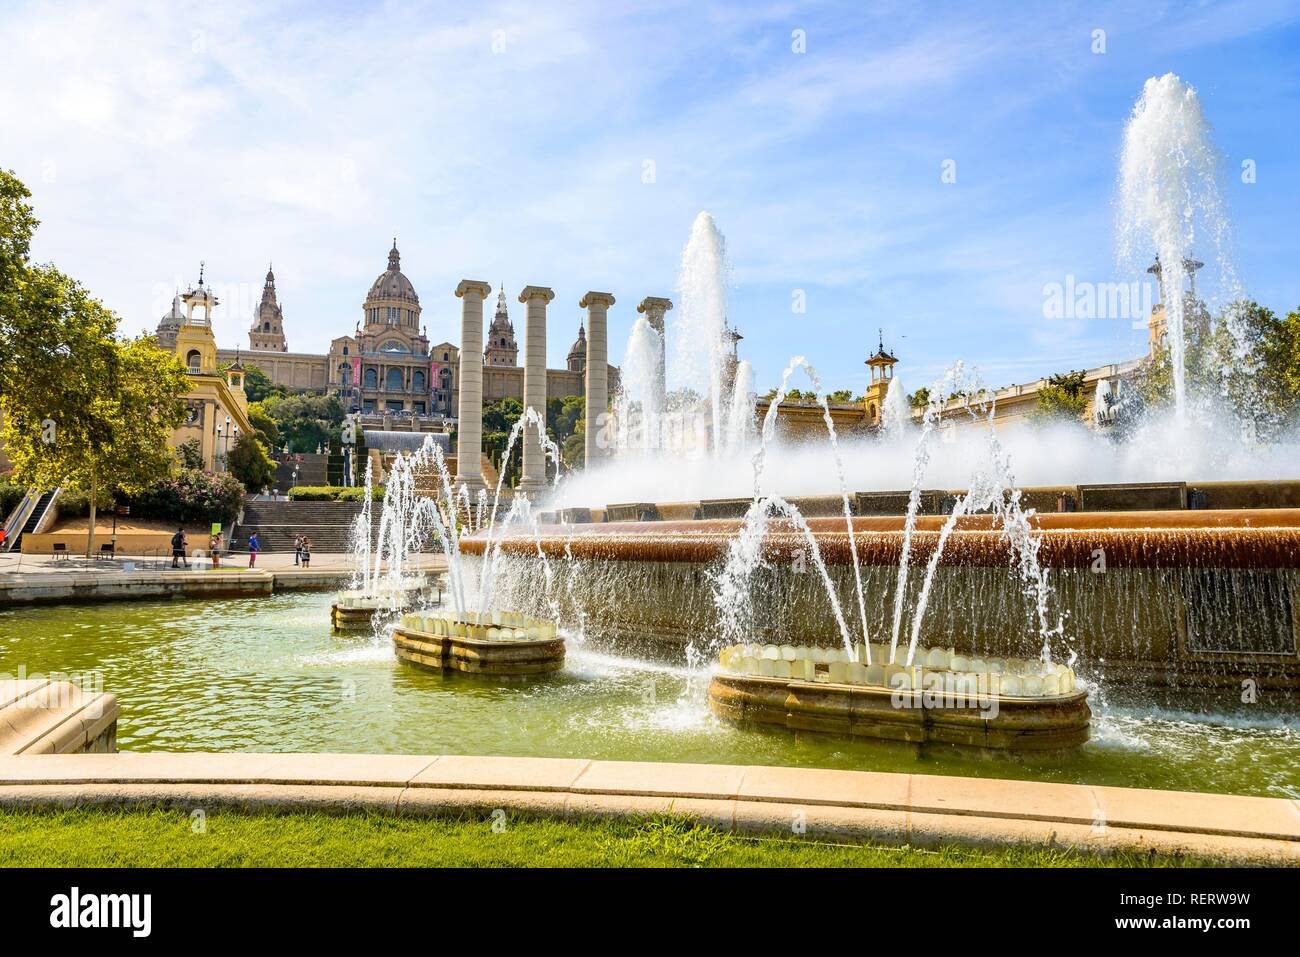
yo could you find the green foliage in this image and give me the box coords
[227,432,277,492]
[234,363,283,403]
[262,393,344,452]
[482,397,524,486]
[246,401,281,449]
[127,468,245,525]
[0,170,189,555]
[1135,299,1300,437]
[827,389,855,403]
[0,807,1202,868]
[908,387,931,409]
[176,438,204,470]
[1030,370,1089,424]
[287,485,380,502]
[0,478,27,517]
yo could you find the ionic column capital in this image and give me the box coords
[518,285,555,304]
[579,291,615,309]
[636,296,673,316]
[455,279,492,299]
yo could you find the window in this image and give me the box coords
[263,322,270,332]
[443,352,449,361]
[413,401,426,415]
[363,368,378,389]
[186,350,201,373]
[343,346,349,356]
[412,371,425,391]
[386,368,404,391]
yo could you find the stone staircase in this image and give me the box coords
[236,500,372,553]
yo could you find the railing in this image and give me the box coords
[1,494,37,552]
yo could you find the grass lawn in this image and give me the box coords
[0,807,1203,867]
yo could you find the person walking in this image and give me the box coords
[293,534,303,566]
[210,530,222,569]
[170,526,188,568]
[300,535,312,569]
[247,531,260,568]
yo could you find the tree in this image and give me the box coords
[0,171,188,555]
[246,401,281,449]
[1030,370,1089,424]
[908,387,931,409]
[827,389,854,403]
[227,432,277,492]
[176,438,204,470]
[1134,299,1300,437]
[263,392,344,452]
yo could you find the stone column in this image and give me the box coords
[454,280,492,492]
[636,296,672,409]
[579,291,614,469]
[518,285,554,493]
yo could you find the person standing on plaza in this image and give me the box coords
[171,526,188,568]
[300,535,312,569]
[294,534,303,566]
[210,530,222,569]
[248,531,260,568]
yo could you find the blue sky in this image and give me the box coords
[2,0,1298,397]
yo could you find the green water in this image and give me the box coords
[1,593,1296,799]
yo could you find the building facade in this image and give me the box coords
[191,241,615,423]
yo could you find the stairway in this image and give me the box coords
[236,500,374,553]
[272,453,330,491]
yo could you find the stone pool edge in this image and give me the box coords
[0,753,1296,865]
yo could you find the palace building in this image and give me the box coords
[179,241,612,425]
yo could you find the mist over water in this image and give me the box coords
[558,404,1298,507]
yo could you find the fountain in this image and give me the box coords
[356,418,569,678]
[1118,73,1238,424]
[392,609,564,679]
[330,456,441,631]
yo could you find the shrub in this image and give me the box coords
[130,469,246,524]
[287,485,381,502]
[0,479,27,518]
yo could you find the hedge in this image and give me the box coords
[287,485,382,502]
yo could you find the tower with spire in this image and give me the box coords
[484,283,519,367]
[864,329,898,427]
[249,264,288,352]
[566,322,587,373]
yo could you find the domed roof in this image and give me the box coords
[158,293,186,329]
[365,239,419,305]
[567,322,587,360]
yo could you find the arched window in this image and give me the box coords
[412,371,425,391]
[263,322,270,332]
[363,367,378,389]
[339,364,352,386]
[386,368,404,391]
[186,350,201,373]
[342,345,349,356]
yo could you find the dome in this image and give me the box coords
[567,323,587,361]
[158,293,185,329]
[365,240,419,305]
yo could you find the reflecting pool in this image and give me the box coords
[1,593,1295,800]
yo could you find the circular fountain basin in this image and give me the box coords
[708,643,1089,753]
[392,610,564,680]
[330,576,441,632]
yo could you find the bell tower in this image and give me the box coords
[484,284,519,367]
[864,330,897,427]
[249,264,288,352]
